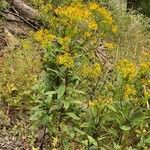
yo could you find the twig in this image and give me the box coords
[11,6,19,14]
[2,10,38,30]
[39,126,46,150]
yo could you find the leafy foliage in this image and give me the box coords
[0,0,150,149]
[29,0,150,149]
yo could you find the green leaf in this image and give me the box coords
[120,126,131,131]
[45,91,57,103]
[74,127,85,135]
[47,68,59,75]
[98,136,107,141]
[57,84,66,99]
[107,105,117,112]
[49,105,59,112]
[144,136,150,144]
[80,122,90,128]
[45,91,57,95]
[73,89,85,95]
[87,135,98,147]
[41,114,51,125]
[62,100,70,110]
[66,112,80,120]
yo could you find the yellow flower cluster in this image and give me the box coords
[56,53,74,68]
[88,2,113,25]
[87,20,98,30]
[88,2,100,10]
[34,29,55,47]
[80,63,101,78]
[116,59,137,79]
[112,25,118,33]
[104,42,117,49]
[99,7,113,25]
[140,61,150,74]
[55,4,91,22]
[83,32,92,38]
[124,84,136,99]
[55,2,115,31]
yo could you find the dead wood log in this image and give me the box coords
[9,0,39,20]
[1,11,21,22]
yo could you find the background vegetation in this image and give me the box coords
[0,0,150,149]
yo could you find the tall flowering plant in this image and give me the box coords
[31,1,118,149]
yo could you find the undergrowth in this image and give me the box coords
[0,0,150,150]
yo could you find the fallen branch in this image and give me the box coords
[2,10,39,30]
[9,0,39,20]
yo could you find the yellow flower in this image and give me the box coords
[140,61,150,74]
[57,53,74,68]
[98,7,113,25]
[124,84,136,99]
[88,20,98,30]
[83,32,92,38]
[104,42,117,49]
[22,41,31,49]
[34,29,55,47]
[88,2,99,10]
[80,63,101,78]
[54,1,116,33]
[55,4,91,22]
[92,63,102,78]
[116,59,137,80]
[112,25,118,33]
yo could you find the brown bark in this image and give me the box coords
[9,0,39,20]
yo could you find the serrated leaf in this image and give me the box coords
[66,112,80,120]
[57,84,66,99]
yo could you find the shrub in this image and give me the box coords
[30,0,150,149]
